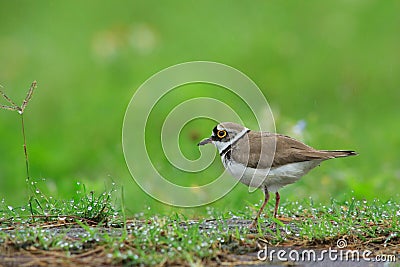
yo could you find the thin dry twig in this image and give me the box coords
[0,81,37,114]
[21,81,37,113]
[0,214,105,231]
[0,84,20,110]
[21,113,30,182]
[73,245,106,258]
[0,104,19,111]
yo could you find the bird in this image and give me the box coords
[198,122,357,228]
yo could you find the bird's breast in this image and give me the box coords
[221,154,322,190]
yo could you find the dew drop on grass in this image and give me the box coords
[88,206,92,211]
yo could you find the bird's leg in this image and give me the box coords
[249,187,269,229]
[273,192,280,218]
[267,192,282,230]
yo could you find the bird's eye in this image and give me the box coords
[217,130,227,139]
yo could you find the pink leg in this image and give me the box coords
[273,192,280,218]
[249,187,269,229]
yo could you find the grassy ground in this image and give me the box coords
[0,184,398,266]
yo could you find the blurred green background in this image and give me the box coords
[0,1,399,216]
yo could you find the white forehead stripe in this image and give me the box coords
[219,127,249,152]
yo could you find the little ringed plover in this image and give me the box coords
[198,122,357,228]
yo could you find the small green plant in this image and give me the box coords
[0,81,37,182]
[1,81,40,218]
[0,82,121,226]
[0,180,122,227]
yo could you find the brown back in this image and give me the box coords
[232,131,356,168]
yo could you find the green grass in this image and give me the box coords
[1,183,398,266]
[0,1,399,214]
[0,181,121,228]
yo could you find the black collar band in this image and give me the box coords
[219,129,250,156]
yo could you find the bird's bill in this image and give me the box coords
[198,137,212,146]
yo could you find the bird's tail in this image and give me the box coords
[321,150,358,158]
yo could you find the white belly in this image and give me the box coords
[223,158,322,192]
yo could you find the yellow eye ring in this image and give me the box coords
[217,130,227,139]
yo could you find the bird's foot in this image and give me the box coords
[248,219,258,229]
